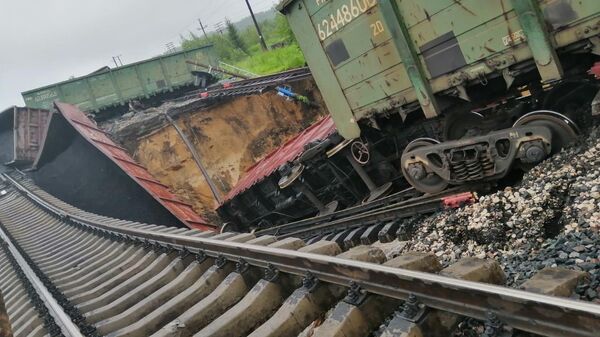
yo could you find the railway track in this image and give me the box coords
[1,171,599,337]
[0,236,67,337]
[176,67,313,102]
[256,185,488,244]
[256,187,423,236]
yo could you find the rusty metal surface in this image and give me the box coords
[0,106,50,167]
[222,115,336,203]
[53,102,216,231]
[12,107,50,165]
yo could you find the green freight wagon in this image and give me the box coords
[279,0,600,139]
[22,44,216,114]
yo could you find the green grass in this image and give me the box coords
[235,44,306,75]
[180,14,305,76]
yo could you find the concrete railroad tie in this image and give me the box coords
[0,177,593,337]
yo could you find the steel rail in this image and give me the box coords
[218,67,311,87]
[0,224,84,337]
[277,196,445,239]
[3,172,600,337]
[258,185,481,237]
[177,67,312,101]
[205,73,312,97]
[257,187,422,236]
[275,187,479,239]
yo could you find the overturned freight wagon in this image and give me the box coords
[0,106,50,168]
[21,45,217,117]
[20,102,216,230]
[279,0,600,193]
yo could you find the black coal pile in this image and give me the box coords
[393,125,600,303]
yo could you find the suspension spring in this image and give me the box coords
[480,155,495,176]
[466,160,484,180]
[452,162,469,181]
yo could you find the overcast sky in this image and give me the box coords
[0,0,279,108]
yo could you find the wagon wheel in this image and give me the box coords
[443,111,485,140]
[542,81,598,126]
[401,138,448,194]
[513,110,580,155]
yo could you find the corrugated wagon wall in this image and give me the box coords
[131,79,328,222]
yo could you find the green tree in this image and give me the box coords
[273,13,295,43]
[226,19,249,55]
[181,32,246,63]
[179,10,305,74]
[211,34,247,61]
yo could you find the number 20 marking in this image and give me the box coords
[370,21,384,36]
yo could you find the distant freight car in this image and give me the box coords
[21,45,216,115]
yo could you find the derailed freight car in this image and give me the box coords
[0,106,50,168]
[217,115,408,229]
[219,0,600,230]
[21,44,217,117]
[277,0,600,193]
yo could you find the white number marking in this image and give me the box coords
[370,20,384,36]
[316,0,378,41]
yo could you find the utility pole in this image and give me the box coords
[112,55,123,67]
[244,0,268,51]
[197,19,208,39]
[165,42,177,54]
[214,22,225,35]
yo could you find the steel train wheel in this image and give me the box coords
[220,222,238,233]
[513,110,580,155]
[401,138,448,194]
[443,111,485,140]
